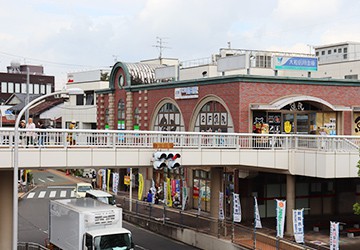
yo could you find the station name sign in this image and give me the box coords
[174,86,199,100]
[273,56,318,71]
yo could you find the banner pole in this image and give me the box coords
[253,196,256,250]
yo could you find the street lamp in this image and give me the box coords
[12,87,84,250]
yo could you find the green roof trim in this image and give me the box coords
[125,74,360,91]
[109,62,132,90]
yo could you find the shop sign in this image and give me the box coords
[124,175,130,185]
[233,193,242,222]
[293,209,304,243]
[284,121,292,134]
[330,221,339,250]
[274,56,318,71]
[174,86,199,99]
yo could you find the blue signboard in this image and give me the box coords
[274,56,318,71]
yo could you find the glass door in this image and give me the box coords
[296,114,309,134]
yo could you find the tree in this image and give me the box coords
[353,159,360,215]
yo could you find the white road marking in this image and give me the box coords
[47,186,75,189]
[71,191,75,197]
[38,191,46,198]
[27,192,35,199]
[60,190,67,197]
[49,191,56,198]
[47,178,55,182]
[38,178,45,183]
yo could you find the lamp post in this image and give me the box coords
[12,87,83,250]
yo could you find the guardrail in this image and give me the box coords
[0,128,359,152]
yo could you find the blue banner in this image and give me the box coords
[274,56,318,71]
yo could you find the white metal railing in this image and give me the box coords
[0,128,359,152]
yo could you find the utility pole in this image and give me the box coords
[153,37,170,65]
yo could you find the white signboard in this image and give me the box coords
[112,173,119,194]
[233,193,241,222]
[254,197,262,228]
[217,54,247,72]
[219,192,225,220]
[174,86,199,100]
[293,209,304,243]
[330,221,339,250]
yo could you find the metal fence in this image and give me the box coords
[17,242,48,250]
[0,128,359,152]
[118,197,320,250]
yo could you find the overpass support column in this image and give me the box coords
[210,167,223,234]
[0,170,13,249]
[286,174,295,236]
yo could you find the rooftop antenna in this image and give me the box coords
[153,36,170,64]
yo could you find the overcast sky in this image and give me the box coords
[1,0,360,88]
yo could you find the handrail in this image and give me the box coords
[0,128,359,152]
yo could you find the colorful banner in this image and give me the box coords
[164,181,167,206]
[254,197,262,228]
[219,192,225,220]
[233,193,241,223]
[107,169,110,193]
[112,172,119,194]
[276,200,286,238]
[330,221,339,250]
[273,56,318,71]
[167,178,172,207]
[171,179,176,196]
[182,180,188,211]
[138,173,144,201]
[102,169,106,191]
[292,209,304,243]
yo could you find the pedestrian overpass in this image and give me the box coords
[0,128,359,178]
[0,128,360,250]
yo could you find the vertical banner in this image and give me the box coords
[219,192,225,220]
[182,180,188,211]
[167,178,172,207]
[102,169,106,191]
[198,188,202,215]
[254,197,262,228]
[293,209,304,243]
[233,193,242,223]
[107,169,111,193]
[150,179,156,204]
[138,173,144,201]
[164,181,167,206]
[276,200,286,238]
[330,221,339,250]
[112,172,119,194]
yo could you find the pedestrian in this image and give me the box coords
[91,170,97,188]
[19,120,26,146]
[146,189,153,203]
[25,117,36,146]
[37,120,46,147]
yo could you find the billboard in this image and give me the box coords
[217,54,246,72]
[273,56,318,71]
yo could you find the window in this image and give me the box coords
[117,99,125,120]
[76,94,84,105]
[333,49,337,53]
[255,55,272,68]
[338,48,342,53]
[315,52,319,56]
[85,91,94,105]
[321,51,325,55]
[1,82,7,93]
[40,84,45,94]
[15,83,20,93]
[34,84,39,94]
[344,47,348,53]
[345,74,358,80]
[21,83,26,93]
[328,50,331,54]
[154,103,184,131]
[195,101,231,132]
[134,107,140,126]
[29,84,33,94]
[46,84,52,94]
[8,82,14,93]
[344,54,348,59]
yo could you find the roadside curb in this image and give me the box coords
[18,185,37,200]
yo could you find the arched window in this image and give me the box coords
[154,103,184,131]
[117,99,125,121]
[195,101,233,132]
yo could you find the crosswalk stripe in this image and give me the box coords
[60,190,67,198]
[27,192,35,199]
[38,191,46,198]
[71,191,75,197]
[49,191,56,198]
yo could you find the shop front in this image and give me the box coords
[251,97,348,135]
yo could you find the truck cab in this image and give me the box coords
[83,228,134,250]
[74,182,93,198]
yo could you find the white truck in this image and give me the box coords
[49,198,134,250]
